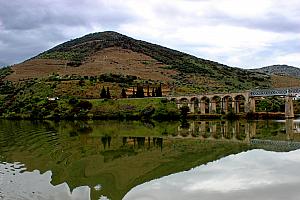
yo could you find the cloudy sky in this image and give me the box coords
[0,0,299,68]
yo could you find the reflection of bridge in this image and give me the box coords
[250,139,300,152]
[167,87,299,118]
[175,120,300,151]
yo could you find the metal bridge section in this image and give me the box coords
[250,87,300,97]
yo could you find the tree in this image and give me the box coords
[180,105,190,128]
[155,84,162,97]
[136,85,144,98]
[132,87,136,98]
[100,86,107,98]
[121,88,127,98]
[152,87,155,97]
[106,87,111,99]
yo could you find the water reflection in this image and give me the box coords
[0,161,90,200]
[1,119,300,200]
[123,149,300,200]
[176,119,300,142]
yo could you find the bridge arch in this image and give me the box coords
[191,97,200,113]
[179,97,189,104]
[170,98,178,103]
[211,96,222,114]
[234,95,246,113]
[200,96,210,114]
[222,95,234,113]
[175,97,190,110]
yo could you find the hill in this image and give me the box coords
[6,31,271,94]
[252,65,300,78]
[1,31,300,120]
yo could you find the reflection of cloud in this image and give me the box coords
[0,162,90,200]
[124,149,300,200]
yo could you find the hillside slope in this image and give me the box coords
[253,65,300,78]
[6,31,271,93]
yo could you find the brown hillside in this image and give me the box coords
[7,47,178,82]
[271,75,300,88]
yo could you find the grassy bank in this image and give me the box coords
[0,97,181,121]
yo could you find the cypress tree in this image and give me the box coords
[100,86,107,98]
[136,85,144,98]
[156,83,162,97]
[107,87,111,99]
[121,88,127,98]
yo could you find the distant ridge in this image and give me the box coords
[252,65,300,78]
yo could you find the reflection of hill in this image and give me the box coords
[0,120,249,200]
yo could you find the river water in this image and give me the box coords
[1,119,300,200]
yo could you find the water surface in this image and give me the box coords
[0,119,300,200]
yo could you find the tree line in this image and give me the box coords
[100,83,163,99]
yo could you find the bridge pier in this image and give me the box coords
[188,103,195,113]
[223,99,229,113]
[286,119,294,140]
[234,101,240,113]
[200,100,206,114]
[210,100,217,113]
[249,97,256,112]
[285,96,294,118]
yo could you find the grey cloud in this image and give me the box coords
[0,0,138,65]
[0,0,135,31]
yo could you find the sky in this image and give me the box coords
[0,0,300,69]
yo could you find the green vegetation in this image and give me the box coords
[0,78,179,120]
[38,51,85,62]
[0,66,13,79]
[256,97,285,112]
[90,98,180,120]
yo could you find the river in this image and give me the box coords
[1,119,300,200]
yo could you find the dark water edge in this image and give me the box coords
[1,119,300,200]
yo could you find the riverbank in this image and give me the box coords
[0,96,289,121]
[0,98,181,121]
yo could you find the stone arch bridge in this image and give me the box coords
[167,88,300,118]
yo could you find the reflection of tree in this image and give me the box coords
[70,121,93,135]
[147,137,151,149]
[180,105,190,128]
[137,137,145,148]
[122,137,127,146]
[101,135,112,149]
[69,131,78,137]
[156,138,163,151]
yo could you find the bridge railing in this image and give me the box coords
[250,87,300,97]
